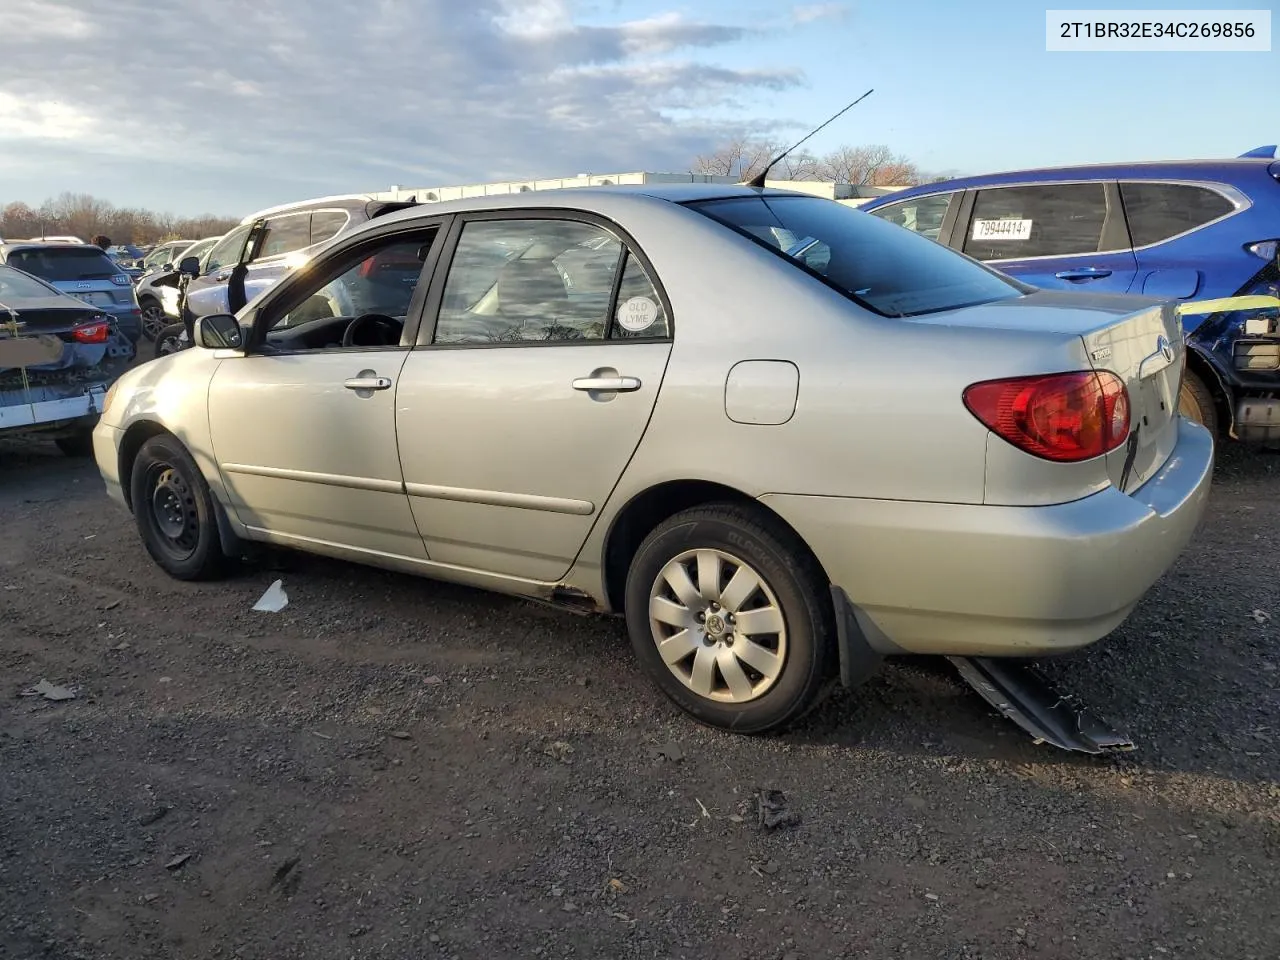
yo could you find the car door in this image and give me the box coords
[206,224,445,558]
[396,213,674,582]
[958,182,1138,294]
[185,223,252,318]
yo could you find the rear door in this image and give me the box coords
[395,213,674,581]
[1119,180,1244,300]
[959,182,1138,294]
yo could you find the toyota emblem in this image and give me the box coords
[1157,335,1174,363]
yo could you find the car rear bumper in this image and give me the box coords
[93,422,128,510]
[0,386,106,434]
[760,416,1215,658]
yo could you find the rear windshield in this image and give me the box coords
[7,247,121,282]
[0,264,58,300]
[686,195,1025,317]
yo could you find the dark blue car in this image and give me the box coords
[860,147,1280,443]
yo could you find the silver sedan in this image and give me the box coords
[92,183,1214,733]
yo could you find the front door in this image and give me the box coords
[207,228,442,559]
[959,182,1138,295]
[396,215,674,581]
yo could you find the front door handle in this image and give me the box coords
[344,376,392,391]
[1055,267,1113,281]
[572,376,641,393]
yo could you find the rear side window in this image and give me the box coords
[1119,182,1236,247]
[687,195,1022,318]
[258,214,312,259]
[866,192,956,240]
[963,183,1107,261]
[6,247,120,281]
[311,211,349,245]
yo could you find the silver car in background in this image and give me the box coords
[92,184,1213,734]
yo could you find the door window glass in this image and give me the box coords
[867,192,955,240]
[203,225,251,274]
[258,213,313,259]
[963,184,1107,261]
[265,236,433,339]
[1119,182,1236,247]
[434,219,625,344]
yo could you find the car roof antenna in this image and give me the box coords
[741,88,874,189]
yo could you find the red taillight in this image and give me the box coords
[72,319,110,343]
[963,370,1130,462]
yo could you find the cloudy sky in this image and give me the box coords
[0,0,1268,218]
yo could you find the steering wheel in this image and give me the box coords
[342,313,402,348]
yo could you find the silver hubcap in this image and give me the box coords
[648,548,787,704]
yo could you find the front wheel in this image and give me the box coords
[624,504,840,734]
[139,298,169,341]
[129,433,231,580]
[1178,369,1219,437]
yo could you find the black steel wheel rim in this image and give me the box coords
[146,463,199,560]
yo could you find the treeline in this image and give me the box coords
[0,193,241,245]
[692,138,945,186]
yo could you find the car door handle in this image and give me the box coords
[344,376,392,391]
[572,376,642,392]
[1055,268,1112,281]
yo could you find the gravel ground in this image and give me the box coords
[1,437,1277,960]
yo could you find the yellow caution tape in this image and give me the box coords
[1175,295,1280,317]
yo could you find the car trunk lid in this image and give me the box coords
[1080,300,1185,493]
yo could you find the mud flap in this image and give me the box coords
[948,656,1135,755]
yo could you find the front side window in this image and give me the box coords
[262,234,434,339]
[258,213,313,259]
[434,219,632,344]
[6,246,121,282]
[204,225,252,274]
[962,183,1108,261]
[687,195,1022,318]
[867,192,955,240]
[1119,182,1237,247]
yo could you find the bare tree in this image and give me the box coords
[694,139,923,186]
[0,193,239,245]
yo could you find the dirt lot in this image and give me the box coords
[1,438,1277,960]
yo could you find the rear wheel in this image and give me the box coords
[1178,369,1218,437]
[154,322,188,358]
[130,434,231,580]
[624,504,839,734]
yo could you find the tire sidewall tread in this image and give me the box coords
[129,434,229,581]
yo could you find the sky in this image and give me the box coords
[0,0,1273,218]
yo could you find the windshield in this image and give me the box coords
[7,246,122,282]
[685,195,1025,318]
[0,264,58,300]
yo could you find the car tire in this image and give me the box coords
[139,297,167,341]
[55,428,94,458]
[1178,369,1218,437]
[130,433,231,581]
[154,322,188,358]
[624,504,838,734]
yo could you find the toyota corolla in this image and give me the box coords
[91,184,1213,734]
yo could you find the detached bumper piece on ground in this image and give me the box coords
[949,656,1136,755]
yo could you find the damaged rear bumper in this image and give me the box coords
[0,384,106,434]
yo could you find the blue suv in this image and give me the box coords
[860,148,1280,443]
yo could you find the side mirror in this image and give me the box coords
[195,314,243,350]
[178,255,201,278]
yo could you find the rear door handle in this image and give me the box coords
[344,376,392,391]
[572,376,642,393]
[1055,268,1113,281]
